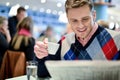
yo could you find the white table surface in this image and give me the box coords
[5,75,53,80]
[5,75,35,80]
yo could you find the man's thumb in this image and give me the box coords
[44,38,48,44]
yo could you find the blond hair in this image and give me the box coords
[0,16,7,28]
[65,0,94,13]
[11,17,33,50]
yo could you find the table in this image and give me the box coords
[5,75,35,80]
[5,75,53,80]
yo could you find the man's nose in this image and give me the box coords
[78,21,84,28]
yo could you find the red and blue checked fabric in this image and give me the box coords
[97,29,118,60]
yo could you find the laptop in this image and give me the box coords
[45,60,120,80]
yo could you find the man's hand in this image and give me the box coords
[34,38,48,59]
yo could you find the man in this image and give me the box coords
[34,0,120,78]
[0,16,11,68]
[8,6,26,38]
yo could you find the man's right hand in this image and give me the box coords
[34,38,48,59]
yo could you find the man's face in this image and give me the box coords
[67,5,96,39]
[17,11,27,21]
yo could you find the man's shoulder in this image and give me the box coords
[62,32,75,44]
[98,26,120,37]
[8,16,17,20]
[106,28,120,37]
[64,32,75,38]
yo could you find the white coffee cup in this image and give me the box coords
[48,42,59,55]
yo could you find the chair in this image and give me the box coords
[0,50,26,80]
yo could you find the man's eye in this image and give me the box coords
[72,20,78,23]
[81,18,89,23]
[82,18,89,21]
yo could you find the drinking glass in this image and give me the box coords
[26,61,38,80]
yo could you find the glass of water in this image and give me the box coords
[26,61,38,80]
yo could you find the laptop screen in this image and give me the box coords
[45,60,120,80]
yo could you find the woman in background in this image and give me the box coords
[0,16,11,67]
[9,17,35,61]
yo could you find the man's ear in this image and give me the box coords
[93,10,96,21]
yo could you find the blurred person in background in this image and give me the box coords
[34,0,120,78]
[0,16,11,67]
[9,17,35,61]
[37,26,57,43]
[97,20,109,29]
[8,6,27,38]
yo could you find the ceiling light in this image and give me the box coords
[25,5,29,9]
[58,11,63,15]
[41,0,46,3]
[52,10,57,15]
[57,2,62,7]
[39,8,45,12]
[46,9,51,14]
[6,2,10,6]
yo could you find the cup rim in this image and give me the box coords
[26,61,38,65]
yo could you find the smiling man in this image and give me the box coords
[34,0,120,78]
